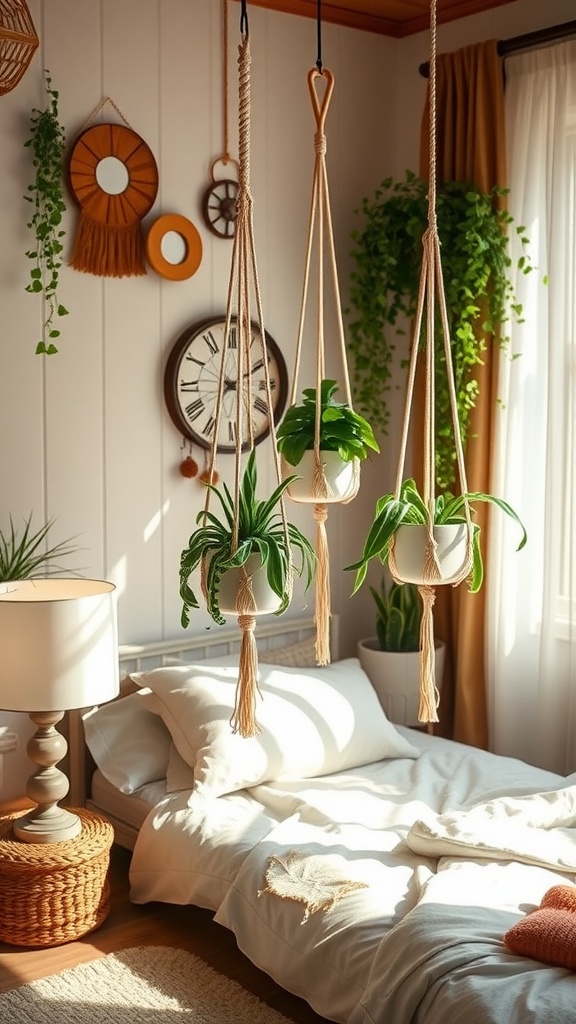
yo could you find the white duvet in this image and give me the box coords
[129,729,576,1023]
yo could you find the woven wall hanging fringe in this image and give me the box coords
[389,0,474,722]
[286,67,359,666]
[68,100,158,278]
[200,25,293,738]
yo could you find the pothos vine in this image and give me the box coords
[23,70,68,355]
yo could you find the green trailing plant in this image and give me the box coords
[276,378,379,467]
[370,578,422,653]
[179,449,316,628]
[347,171,533,489]
[24,70,68,355]
[346,477,527,596]
[0,514,79,581]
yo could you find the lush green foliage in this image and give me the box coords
[0,514,79,581]
[347,171,532,489]
[276,379,379,467]
[180,449,316,627]
[370,578,422,653]
[346,477,527,596]
[24,71,68,355]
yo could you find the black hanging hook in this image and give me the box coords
[316,0,323,73]
[240,0,249,37]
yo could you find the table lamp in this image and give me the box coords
[0,578,119,843]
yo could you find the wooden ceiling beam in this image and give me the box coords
[231,1,518,39]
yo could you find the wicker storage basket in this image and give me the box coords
[0,807,114,947]
[0,0,39,96]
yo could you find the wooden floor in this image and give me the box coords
[0,843,331,1023]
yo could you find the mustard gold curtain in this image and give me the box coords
[417,40,506,747]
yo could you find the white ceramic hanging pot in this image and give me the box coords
[283,450,359,504]
[392,523,471,586]
[213,553,283,616]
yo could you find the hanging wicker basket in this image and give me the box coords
[0,0,39,97]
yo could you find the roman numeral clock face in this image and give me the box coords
[164,317,288,452]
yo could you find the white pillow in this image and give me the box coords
[131,658,420,798]
[166,742,195,792]
[83,689,172,794]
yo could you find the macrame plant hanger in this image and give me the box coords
[202,1,292,737]
[389,0,474,723]
[288,2,359,665]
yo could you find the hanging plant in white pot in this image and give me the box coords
[179,449,315,627]
[276,378,378,504]
[345,0,527,724]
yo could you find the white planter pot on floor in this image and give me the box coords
[358,637,446,728]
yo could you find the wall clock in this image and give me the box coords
[164,317,288,452]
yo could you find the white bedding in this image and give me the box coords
[128,728,576,1023]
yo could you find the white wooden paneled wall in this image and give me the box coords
[0,0,571,797]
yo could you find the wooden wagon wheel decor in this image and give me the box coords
[202,0,239,239]
[0,0,38,97]
[68,103,158,278]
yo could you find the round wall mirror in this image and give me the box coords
[161,230,188,266]
[95,155,130,195]
[145,214,203,281]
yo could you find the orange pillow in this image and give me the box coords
[504,885,576,971]
[541,884,576,913]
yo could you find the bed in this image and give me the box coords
[74,615,576,1023]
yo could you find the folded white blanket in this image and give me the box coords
[407,784,576,872]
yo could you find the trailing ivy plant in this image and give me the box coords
[24,70,68,355]
[347,171,533,489]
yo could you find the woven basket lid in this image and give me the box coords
[0,0,39,96]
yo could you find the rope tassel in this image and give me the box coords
[313,503,330,665]
[418,584,440,723]
[232,614,261,737]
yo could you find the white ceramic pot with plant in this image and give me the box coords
[276,378,379,504]
[283,449,359,504]
[357,579,445,727]
[179,449,316,628]
[346,477,527,596]
[392,522,470,586]
[217,553,284,616]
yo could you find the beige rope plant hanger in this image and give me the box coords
[285,58,361,666]
[201,7,293,737]
[388,0,474,722]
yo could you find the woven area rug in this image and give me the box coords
[0,945,294,1023]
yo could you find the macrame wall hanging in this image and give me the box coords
[201,3,293,736]
[202,0,239,239]
[282,10,361,666]
[68,98,158,277]
[389,0,474,722]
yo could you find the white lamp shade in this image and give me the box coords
[0,578,119,712]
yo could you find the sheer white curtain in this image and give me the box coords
[488,40,576,775]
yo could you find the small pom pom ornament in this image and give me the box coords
[180,456,198,478]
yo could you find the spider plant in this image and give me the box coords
[276,378,379,467]
[179,449,316,627]
[346,478,527,595]
[0,514,79,581]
